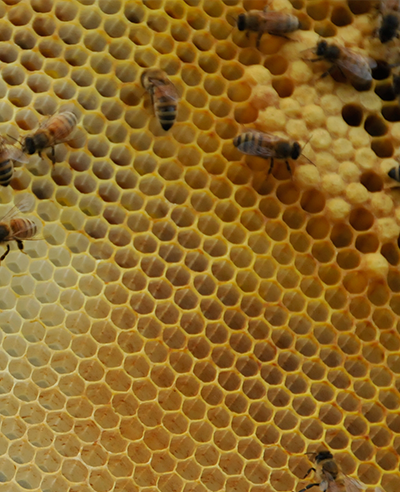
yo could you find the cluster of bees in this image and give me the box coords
[140,4,400,180]
[0,111,78,261]
[1,2,399,263]
[0,3,391,492]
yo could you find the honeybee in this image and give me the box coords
[141,69,179,131]
[0,200,37,262]
[21,111,78,163]
[0,138,28,187]
[379,0,400,43]
[233,131,312,174]
[308,40,376,89]
[237,7,300,47]
[298,451,367,492]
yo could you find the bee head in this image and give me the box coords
[379,14,399,43]
[291,142,301,160]
[315,451,333,464]
[22,137,36,155]
[237,14,246,31]
[316,40,328,57]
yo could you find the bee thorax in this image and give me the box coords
[276,141,292,159]
[0,225,9,241]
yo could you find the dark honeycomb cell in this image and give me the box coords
[382,105,400,122]
[364,115,387,137]
[330,6,352,26]
[371,138,394,158]
[375,83,396,102]
[360,172,383,193]
[342,104,363,127]
[371,61,391,81]
[348,0,372,15]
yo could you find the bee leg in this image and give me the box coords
[297,483,320,492]
[16,239,25,254]
[268,158,274,174]
[319,65,336,79]
[0,244,10,262]
[269,32,291,40]
[285,161,292,175]
[337,66,346,78]
[303,467,316,479]
[256,32,264,48]
[51,146,55,165]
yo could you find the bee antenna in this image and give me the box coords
[226,14,237,26]
[303,154,315,166]
[226,14,237,36]
[6,134,21,145]
[301,135,315,166]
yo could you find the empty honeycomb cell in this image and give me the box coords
[272,77,295,99]
[330,5,352,26]
[349,208,374,231]
[364,114,388,137]
[382,105,400,123]
[341,103,363,127]
[313,19,337,37]
[371,138,394,158]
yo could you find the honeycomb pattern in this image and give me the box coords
[0,0,398,491]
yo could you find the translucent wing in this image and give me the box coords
[0,206,23,223]
[248,144,276,159]
[37,115,53,130]
[0,196,34,223]
[5,146,28,164]
[150,78,179,101]
[342,477,366,492]
[337,48,375,79]
[236,130,282,158]
[246,128,283,142]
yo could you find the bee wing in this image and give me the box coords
[0,196,35,224]
[245,128,282,142]
[150,78,179,101]
[236,140,276,158]
[5,147,28,164]
[252,146,277,158]
[337,49,374,78]
[342,477,367,492]
[0,205,24,223]
[324,481,342,492]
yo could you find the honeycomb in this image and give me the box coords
[0,0,399,491]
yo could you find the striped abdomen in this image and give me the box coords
[46,111,78,146]
[0,157,13,187]
[9,218,37,240]
[264,12,300,34]
[153,85,178,131]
